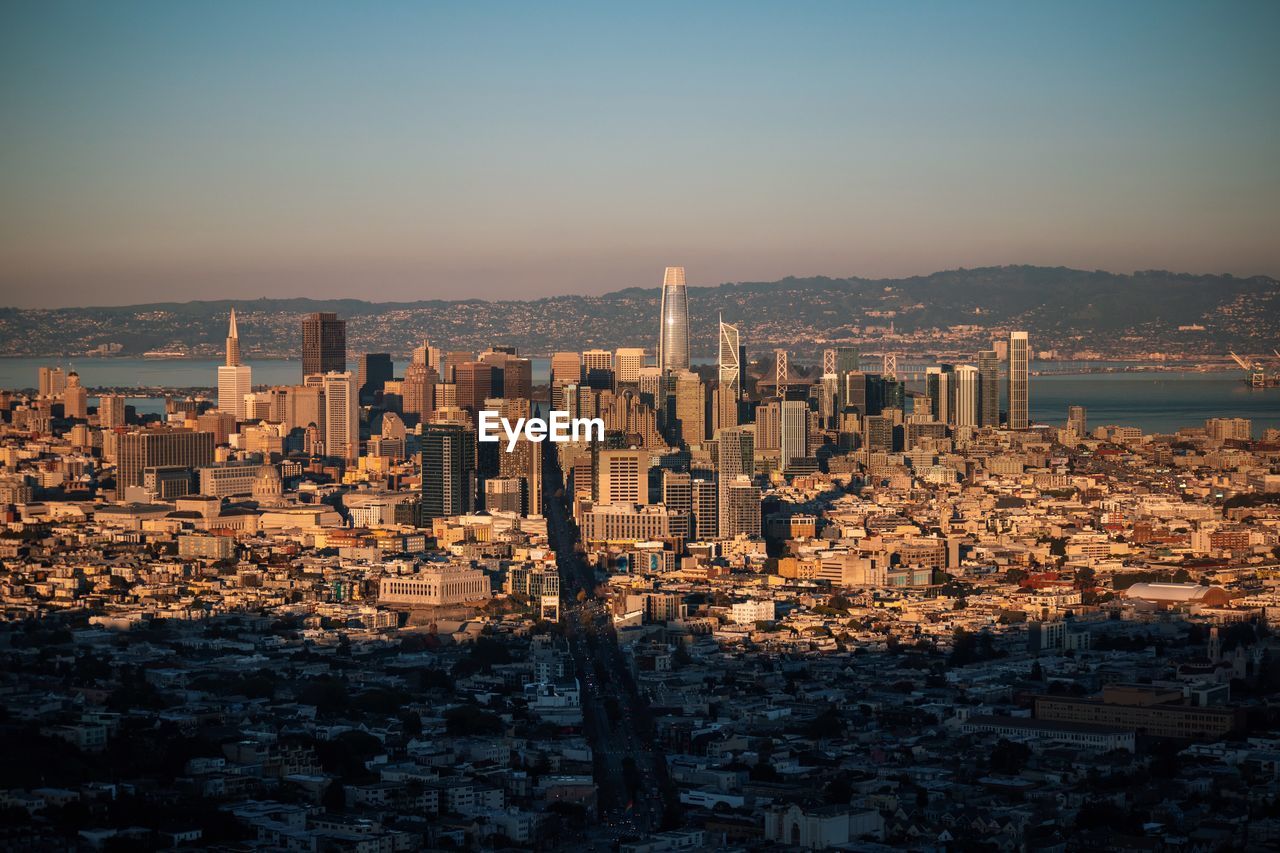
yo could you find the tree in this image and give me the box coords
[990,738,1031,774]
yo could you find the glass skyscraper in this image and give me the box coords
[657,266,689,373]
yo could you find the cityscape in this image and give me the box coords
[4,1,1280,851]
[2,265,1279,851]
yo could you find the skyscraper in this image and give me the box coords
[925,366,952,424]
[673,370,705,447]
[597,449,649,505]
[952,364,979,427]
[718,317,742,431]
[63,371,88,420]
[1068,405,1087,436]
[615,348,646,385]
[657,266,689,373]
[715,425,754,538]
[217,309,252,421]
[98,394,128,429]
[977,349,1000,428]
[780,400,808,469]
[357,353,393,405]
[1008,331,1029,430]
[302,312,346,378]
[550,352,582,410]
[321,371,359,462]
[421,422,476,519]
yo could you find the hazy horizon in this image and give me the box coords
[3,1,1279,308]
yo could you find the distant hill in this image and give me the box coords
[1,266,1275,359]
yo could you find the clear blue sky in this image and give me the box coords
[1,0,1277,307]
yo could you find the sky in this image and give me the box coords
[1,1,1278,308]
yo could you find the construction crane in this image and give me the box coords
[1229,351,1267,388]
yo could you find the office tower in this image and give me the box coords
[657,266,690,372]
[673,370,706,447]
[503,358,533,401]
[63,372,88,419]
[718,318,742,431]
[720,478,761,538]
[402,345,438,421]
[98,395,128,429]
[841,371,867,416]
[835,346,860,377]
[455,361,499,413]
[952,365,979,427]
[864,415,896,452]
[715,425,754,538]
[1008,331,1029,429]
[925,366,952,424]
[357,353,393,405]
[38,366,67,398]
[499,433,543,517]
[662,470,691,513]
[217,310,252,421]
[484,478,524,514]
[690,478,718,541]
[615,348,646,384]
[421,423,476,519]
[550,351,582,409]
[1068,405,1087,435]
[282,383,322,434]
[302,312,346,378]
[780,400,808,469]
[437,350,470,384]
[118,428,215,489]
[756,400,781,451]
[977,349,1000,428]
[598,449,649,505]
[582,349,615,391]
[321,372,359,462]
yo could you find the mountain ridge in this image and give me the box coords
[1,265,1276,358]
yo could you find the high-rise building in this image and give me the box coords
[977,349,1000,428]
[402,344,438,421]
[98,395,128,429]
[503,357,533,401]
[718,318,742,431]
[217,310,252,421]
[615,348,646,385]
[691,478,718,541]
[63,372,88,419]
[38,366,67,398]
[117,428,215,490]
[657,266,689,373]
[756,400,781,451]
[1068,405,1087,436]
[421,423,476,519]
[302,312,346,378]
[357,353,393,405]
[925,366,952,424]
[455,361,499,413]
[582,350,615,391]
[952,365,979,427]
[715,425,754,538]
[598,449,649,505]
[720,477,761,539]
[1008,331,1029,430]
[550,352,582,409]
[780,400,808,469]
[673,370,705,447]
[321,371,359,462]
